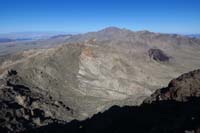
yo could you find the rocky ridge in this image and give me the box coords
[145,69,200,103]
[0,70,74,132]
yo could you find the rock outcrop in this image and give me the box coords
[145,69,200,103]
[0,70,73,132]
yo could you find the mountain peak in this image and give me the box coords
[99,27,125,32]
[136,30,152,34]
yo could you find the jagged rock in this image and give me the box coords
[0,71,73,132]
[145,69,200,103]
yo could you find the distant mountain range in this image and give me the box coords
[1,30,199,43]
[0,32,69,41]
[0,38,14,43]
[0,38,32,43]
[187,34,200,38]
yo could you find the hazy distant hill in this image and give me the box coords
[187,34,200,38]
[50,34,72,39]
[0,38,14,43]
[0,32,66,40]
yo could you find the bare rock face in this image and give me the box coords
[0,70,73,132]
[148,48,170,62]
[145,69,200,103]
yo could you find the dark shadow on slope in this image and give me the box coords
[148,48,170,62]
[23,97,200,133]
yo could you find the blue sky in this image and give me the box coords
[0,0,200,34]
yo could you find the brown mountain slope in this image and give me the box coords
[22,69,200,133]
[0,27,200,132]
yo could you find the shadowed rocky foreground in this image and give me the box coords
[23,98,200,133]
